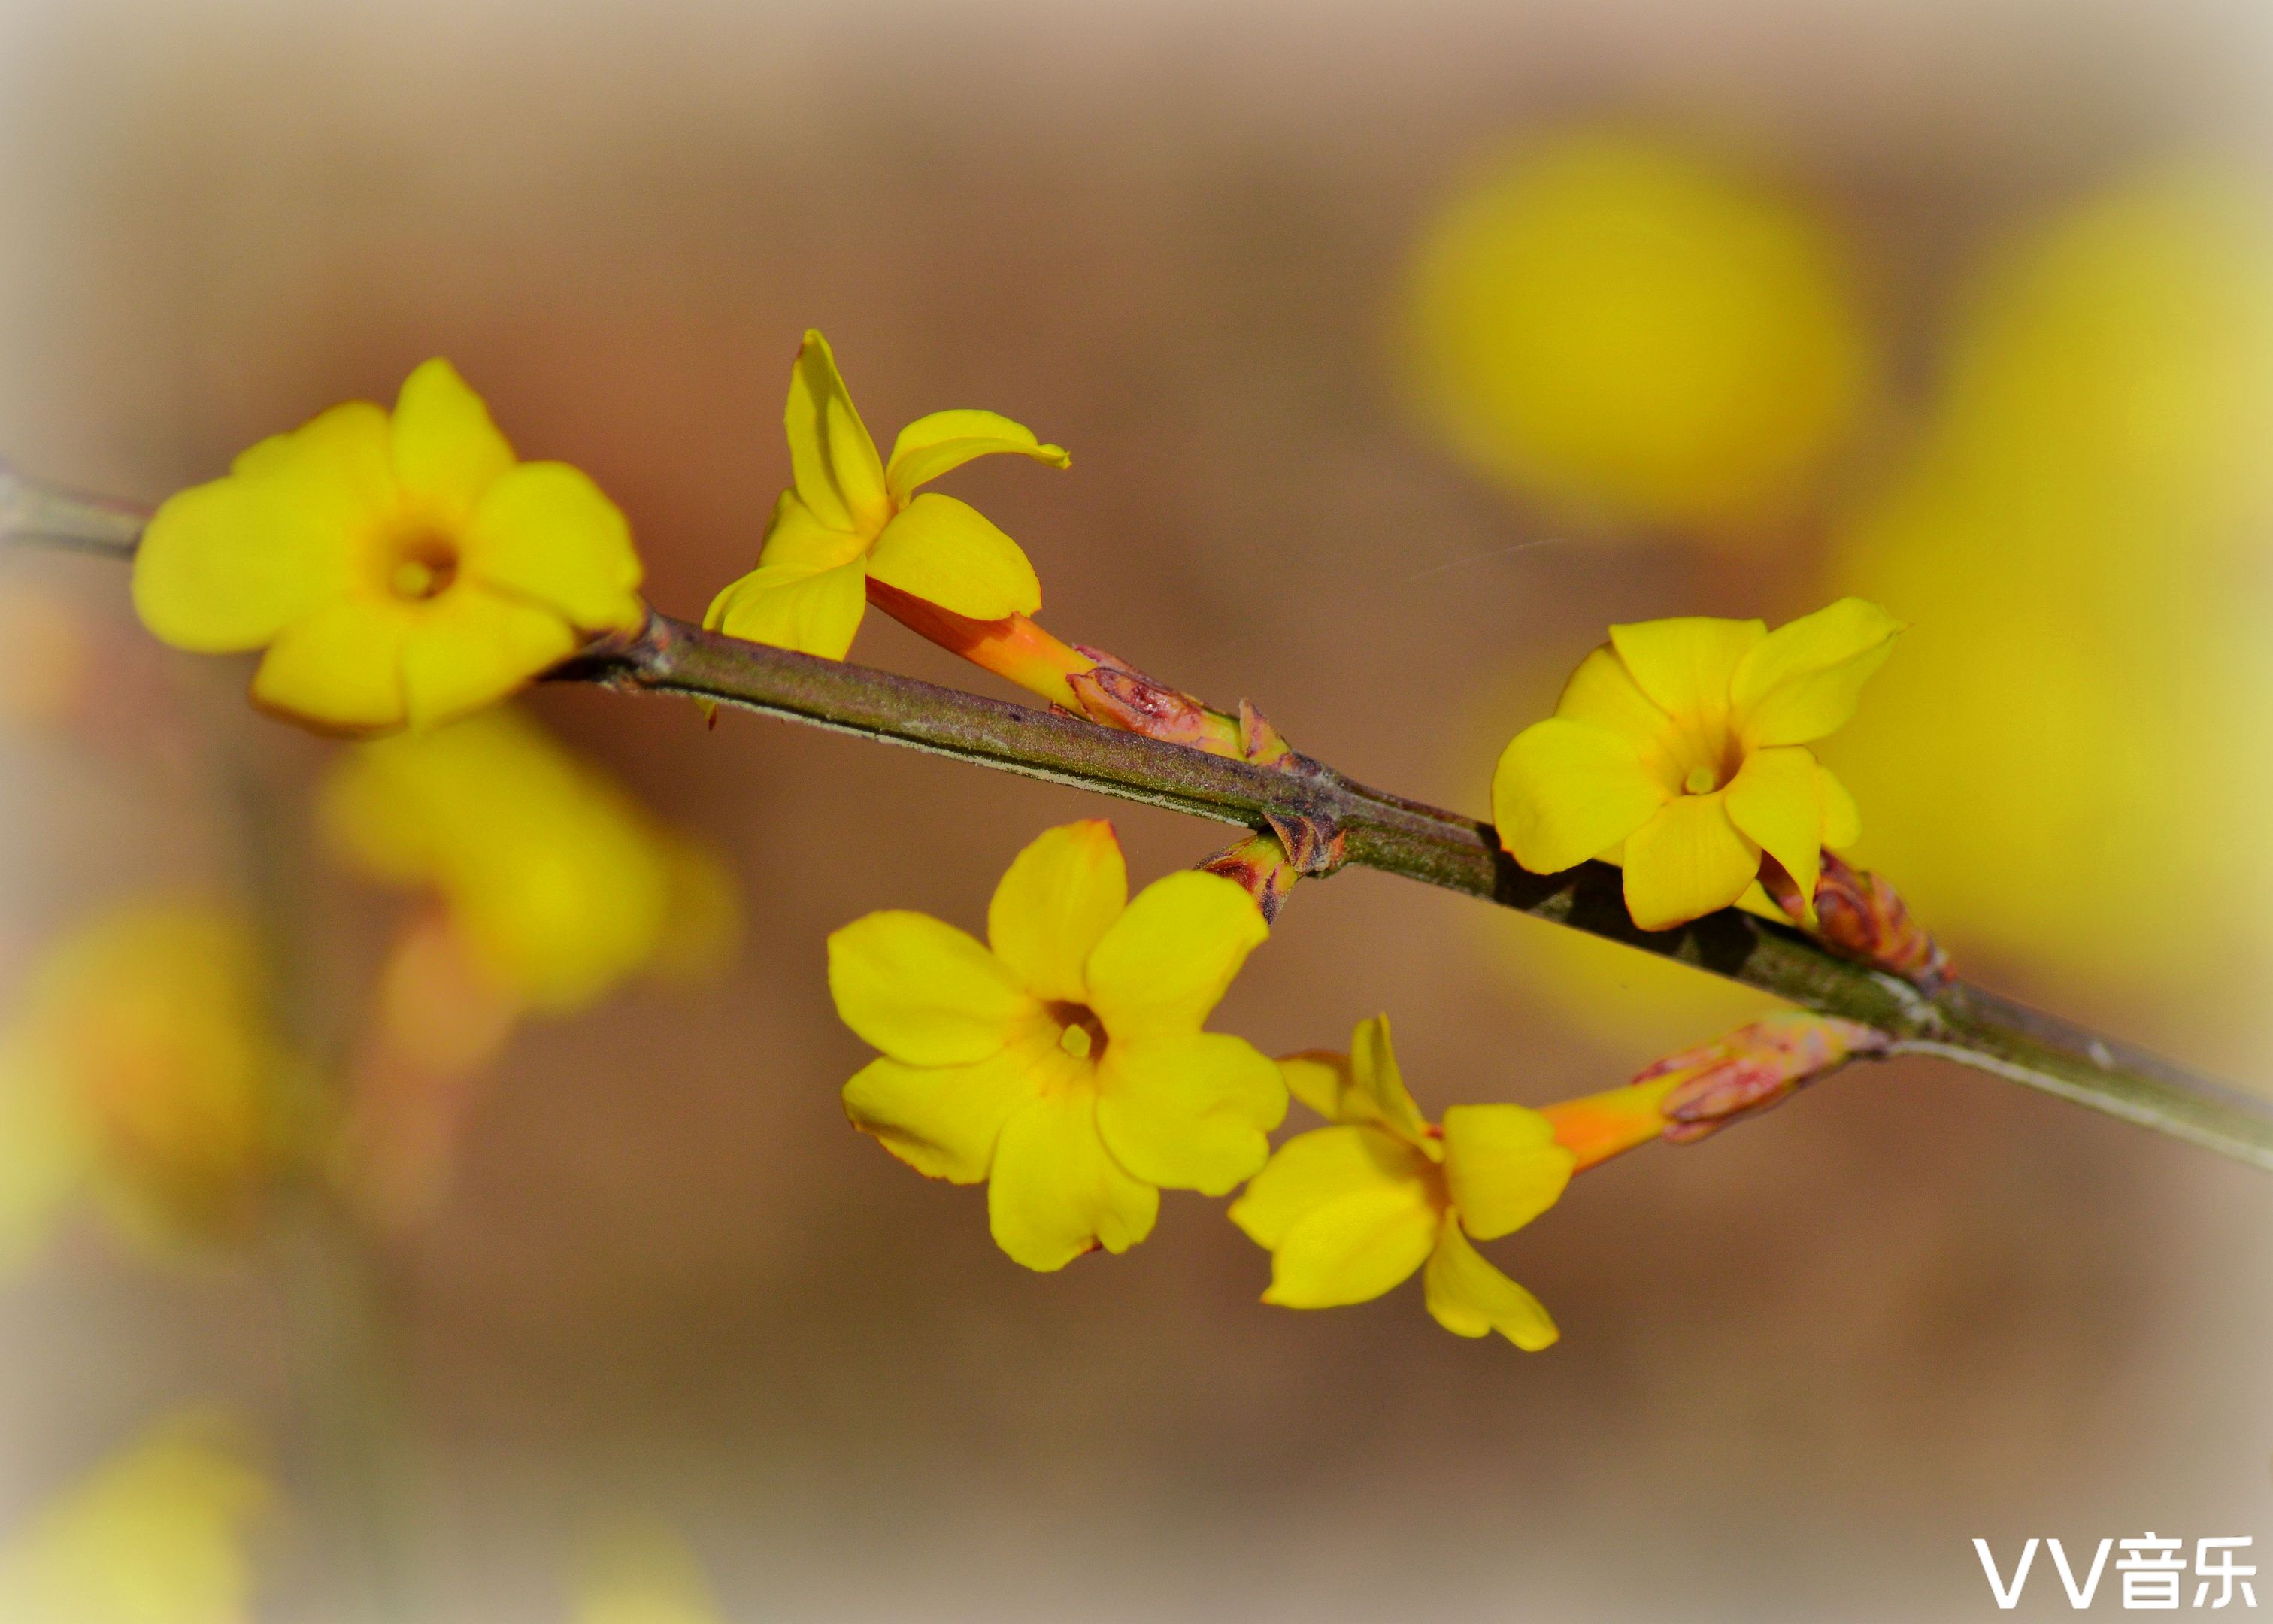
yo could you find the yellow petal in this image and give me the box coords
[132,475,362,653]
[1262,1183,1441,1308]
[1277,1050,1351,1120]
[841,1043,1044,1183]
[1735,879,1787,921]
[462,461,644,632]
[986,820,1127,1002]
[1607,615,1764,730]
[702,558,869,660]
[784,330,888,535]
[866,494,1043,621]
[1343,1014,1433,1148]
[1816,762,1862,850]
[1554,643,1674,759]
[1226,1123,1428,1250]
[390,358,516,517]
[1084,871,1267,1044]
[398,585,579,731]
[1439,1104,1574,1241]
[885,408,1071,507]
[229,399,396,520]
[1490,717,1668,874]
[827,910,1035,1066]
[753,489,873,574]
[1422,1220,1559,1350]
[1094,1032,1285,1195]
[1621,792,1761,930]
[1729,596,1902,747]
[986,1088,1158,1271]
[1723,744,1826,908]
[250,594,415,730]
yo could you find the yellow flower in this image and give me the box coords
[1402,129,1874,539]
[1492,598,1900,931]
[0,904,285,1265]
[829,820,1283,1271]
[134,359,644,733]
[320,707,737,1012]
[1229,1015,1572,1350]
[705,330,1067,659]
[0,1410,268,1624]
[1830,169,2273,1053]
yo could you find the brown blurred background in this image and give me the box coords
[3,1,2271,1619]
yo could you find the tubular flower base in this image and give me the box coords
[705,331,1068,661]
[1535,1076,1686,1172]
[865,578,1293,768]
[131,359,644,733]
[1234,1016,1574,1349]
[1493,598,1899,930]
[829,820,1286,1271]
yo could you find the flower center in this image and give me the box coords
[1675,732,1748,797]
[385,525,461,601]
[1048,1001,1108,1062]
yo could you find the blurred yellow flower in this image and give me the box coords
[1493,598,1898,930]
[0,1410,267,1624]
[1231,1015,1571,1349]
[134,359,644,734]
[320,707,738,1013]
[829,820,1283,1271]
[1403,131,1873,536]
[705,330,1067,659]
[1828,167,2273,1056]
[0,903,284,1265]
[571,1519,726,1624]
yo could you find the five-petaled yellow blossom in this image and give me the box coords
[829,820,1284,1271]
[134,359,645,733]
[1231,1016,1573,1349]
[0,903,287,1267]
[705,330,1068,659]
[1492,598,1902,931]
[320,707,737,1013]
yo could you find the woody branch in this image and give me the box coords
[11,469,2273,1171]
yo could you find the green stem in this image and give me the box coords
[565,614,2273,1171]
[10,471,2272,1169]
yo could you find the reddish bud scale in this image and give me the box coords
[1637,1011,1890,1142]
[1765,849,1951,992]
[1200,832,1303,923]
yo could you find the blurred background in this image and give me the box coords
[2,0,2271,1618]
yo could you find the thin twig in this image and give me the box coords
[10,480,2271,1170]
[0,467,145,560]
[560,614,2273,1171]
